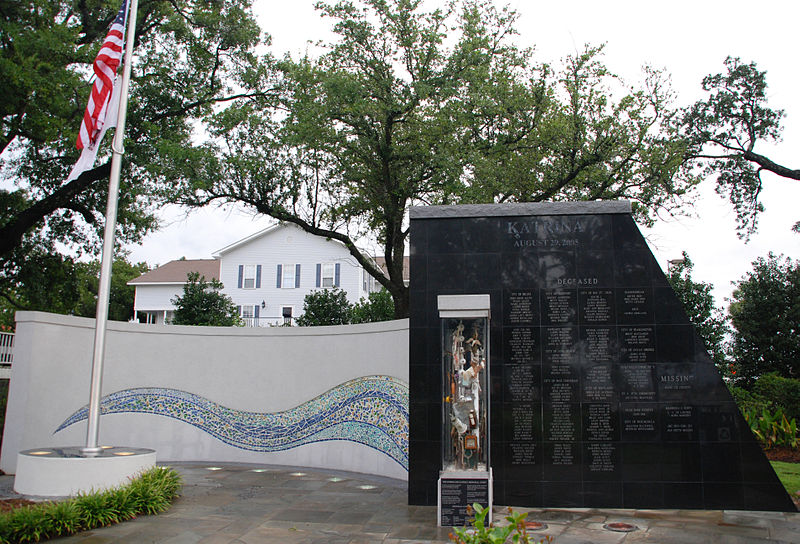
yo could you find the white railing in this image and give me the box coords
[0,332,12,379]
[241,317,296,328]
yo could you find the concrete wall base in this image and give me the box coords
[14,447,156,496]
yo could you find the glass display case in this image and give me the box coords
[437,294,492,527]
[441,317,489,472]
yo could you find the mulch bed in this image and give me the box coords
[764,446,800,463]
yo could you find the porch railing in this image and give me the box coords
[241,317,296,328]
[0,332,13,379]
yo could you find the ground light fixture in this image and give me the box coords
[603,522,638,532]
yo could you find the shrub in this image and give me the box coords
[296,288,352,326]
[752,373,800,422]
[743,406,799,450]
[351,289,395,323]
[0,466,181,543]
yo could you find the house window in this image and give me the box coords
[243,265,256,289]
[239,264,261,289]
[282,306,293,326]
[282,264,295,288]
[277,264,301,288]
[316,262,340,288]
[322,263,335,288]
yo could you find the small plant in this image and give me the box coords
[744,406,799,450]
[449,503,553,544]
[0,466,181,543]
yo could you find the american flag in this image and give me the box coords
[76,0,128,150]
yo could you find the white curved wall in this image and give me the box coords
[1,312,409,480]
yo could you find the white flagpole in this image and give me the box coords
[81,0,139,456]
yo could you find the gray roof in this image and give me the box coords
[128,259,219,285]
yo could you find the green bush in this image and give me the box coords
[351,289,395,323]
[743,406,799,450]
[296,288,352,326]
[752,373,800,422]
[0,466,181,543]
[729,385,771,414]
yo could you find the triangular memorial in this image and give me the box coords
[408,202,795,511]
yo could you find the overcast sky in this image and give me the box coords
[127,0,800,307]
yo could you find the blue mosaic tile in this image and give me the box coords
[56,375,409,470]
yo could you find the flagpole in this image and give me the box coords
[81,0,139,457]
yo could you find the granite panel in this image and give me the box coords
[408,203,794,511]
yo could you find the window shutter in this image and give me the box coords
[236,305,241,316]
[238,265,244,288]
[335,263,341,287]
[254,305,260,320]
[295,264,301,288]
[256,265,262,289]
[276,264,282,288]
[316,264,321,288]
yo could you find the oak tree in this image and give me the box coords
[184,0,699,318]
[0,0,270,292]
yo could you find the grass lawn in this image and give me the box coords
[771,461,800,497]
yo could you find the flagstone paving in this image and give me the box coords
[2,463,800,543]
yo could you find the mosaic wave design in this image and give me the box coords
[56,376,409,470]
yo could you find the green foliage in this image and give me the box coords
[666,252,729,372]
[73,492,121,528]
[683,57,796,238]
[171,272,241,327]
[742,406,798,450]
[351,289,395,324]
[0,256,149,329]
[0,0,267,303]
[752,373,800,423]
[729,385,771,415]
[0,466,181,543]
[729,254,800,385]
[296,288,352,327]
[449,503,552,544]
[186,0,700,318]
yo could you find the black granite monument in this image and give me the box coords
[408,201,795,511]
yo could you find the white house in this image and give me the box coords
[129,223,379,326]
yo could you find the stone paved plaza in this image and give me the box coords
[3,463,800,543]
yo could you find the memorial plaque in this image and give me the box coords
[616,288,654,324]
[621,404,659,441]
[620,326,656,364]
[505,291,539,325]
[505,327,539,364]
[583,403,617,442]
[543,326,578,366]
[618,364,656,401]
[584,442,619,480]
[583,364,614,402]
[662,404,697,441]
[509,441,539,466]
[542,290,577,325]
[439,478,491,527]
[505,365,539,403]
[409,202,795,511]
[581,327,615,363]
[579,289,615,324]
